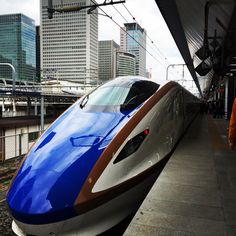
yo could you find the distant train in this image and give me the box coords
[7,76,200,236]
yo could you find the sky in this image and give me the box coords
[0,0,197,91]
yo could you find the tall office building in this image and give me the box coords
[116,51,135,77]
[98,40,119,82]
[40,0,98,83]
[0,14,36,82]
[98,40,136,81]
[120,23,146,77]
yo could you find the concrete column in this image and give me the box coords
[40,96,44,133]
[12,98,16,113]
[34,98,38,116]
[2,98,5,113]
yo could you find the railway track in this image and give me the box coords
[0,157,22,191]
[0,201,15,235]
[0,157,22,235]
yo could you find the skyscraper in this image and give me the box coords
[120,23,146,77]
[98,40,136,81]
[98,40,119,82]
[0,14,36,82]
[116,51,135,77]
[40,0,98,83]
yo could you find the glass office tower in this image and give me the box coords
[120,23,146,77]
[0,14,36,82]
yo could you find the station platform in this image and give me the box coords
[124,115,236,236]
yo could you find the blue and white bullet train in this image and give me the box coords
[7,76,200,236]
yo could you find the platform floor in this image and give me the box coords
[124,115,236,236]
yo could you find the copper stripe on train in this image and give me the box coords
[74,81,178,214]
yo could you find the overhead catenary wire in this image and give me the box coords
[108,4,197,92]
[90,0,188,84]
[90,0,167,69]
[120,2,189,81]
[112,4,168,67]
[122,2,135,21]
[112,3,168,63]
[111,4,187,82]
[121,2,169,63]
[112,5,129,23]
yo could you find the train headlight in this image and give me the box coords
[113,129,149,164]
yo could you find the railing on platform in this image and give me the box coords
[0,131,44,162]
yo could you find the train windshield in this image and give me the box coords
[80,80,159,111]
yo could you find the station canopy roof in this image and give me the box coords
[155,0,236,97]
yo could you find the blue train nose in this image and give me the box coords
[7,104,132,224]
[7,132,105,224]
[8,169,64,222]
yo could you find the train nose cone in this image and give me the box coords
[7,106,132,224]
[6,130,106,224]
[7,168,76,224]
[8,168,58,212]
